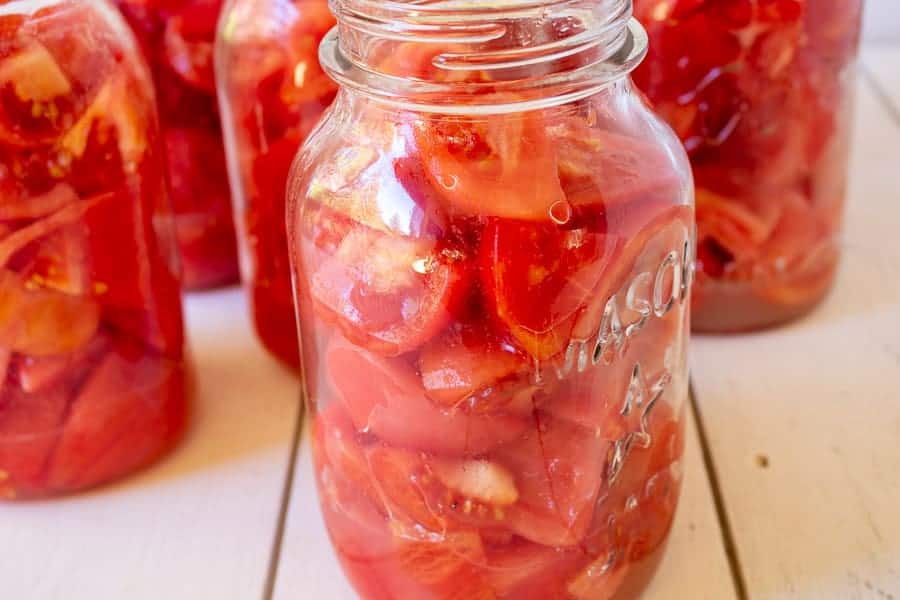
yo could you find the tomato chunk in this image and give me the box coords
[482,218,623,360]
[311,221,468,357]
[418,322,532,414]
[495,412,609,547]
[413,114,565,220]
[45,337,185,492]
[326,337,528,456]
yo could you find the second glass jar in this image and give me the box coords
[217,0,337,368]
[114,0,241,290]
[634,0,863,331]
[288,1,695,598]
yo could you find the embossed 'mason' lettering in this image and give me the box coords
[533,229,694,385]
[607,362,672,485]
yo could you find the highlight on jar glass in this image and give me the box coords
[113,0,240,290]
[217,0,337,369]
[0,0,188,499]
[633,0,863,332]
[287,1,695,597]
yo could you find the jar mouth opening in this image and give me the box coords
[322,0,646,114]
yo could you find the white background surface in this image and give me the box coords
[1,10,900,600]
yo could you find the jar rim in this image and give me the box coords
[321,0,648,114]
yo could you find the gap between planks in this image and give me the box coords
[263,397,307,600]
[861,64,900,126]
[689,378,750,600]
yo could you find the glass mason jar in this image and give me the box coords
[288,1,695,598]
[114,0,240,290]
[633,0,863,331]
[217,0,337,369]
[0,0,188,499]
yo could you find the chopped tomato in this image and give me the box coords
[417,323,532,414]
[413,114,566,219]
[162,2,220,92]
[45,337,186,492]
[0,383,70,498]
[395,529,486,584]
[567,557,630,600]
[495,412,609,547]
[548,122,683,212]
[311,222,468,357]
[326,337,528,456]
[481,218,624,360]
[366,444,519,534]
[0,270,100,357]
[484,541,582,600]
[313,406,380,506]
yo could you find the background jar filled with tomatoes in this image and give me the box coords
[287,1,695,598]
[113,0,240,290]
[633,0,864,331]
[0,0,188,499]
[216,0,337,369]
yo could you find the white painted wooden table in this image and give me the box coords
[2,44,899,600]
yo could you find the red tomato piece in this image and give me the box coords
[484,541,583,600]
[394,529,487,585]
[417,323,532,415]
[494,412,609,547]
[366,444,520,536]
[549,123,683,213]
[311,221,467,357]
[162,1,221,92]
[567,557,629,600]
[45,337,186,492]
[314,413,394,564]
[313,405,380,506]
[165,126,240,289]
[481,218,624,360]
[413,114,565,219]
[0,383,70,498]
[326,337,528,456]
[0,269,100,357]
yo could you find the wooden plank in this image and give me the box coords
[0,290,300,600]
[863,46,900,115]
[863,1,900,44]
[273,408,738,599]
[691,77,900,600]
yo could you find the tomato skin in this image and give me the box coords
[418,322,532,415]
[45,337,186,493]
[494,411,609,547]
[481,218,624,361]
[326,337,528,456]
[0,383,71,498]
[310,218,470,358]
[413,114,566,220]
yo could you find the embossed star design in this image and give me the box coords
[606,363,671,485]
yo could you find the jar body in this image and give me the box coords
[634,0,862,331]
[0,0,188,498]
[217,0,336,368]
[289,81,694,598]
[114,0,240,290]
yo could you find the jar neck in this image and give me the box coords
[320,0,647,114]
